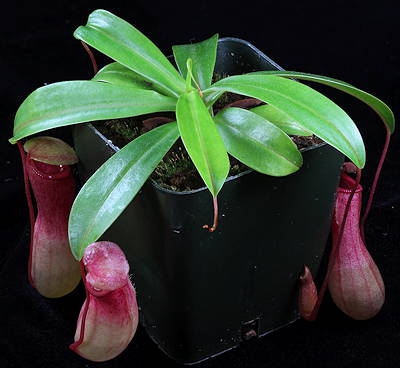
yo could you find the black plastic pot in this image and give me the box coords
[72,38,344,364]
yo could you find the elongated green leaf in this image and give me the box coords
[172,34,218,90]
[250,105,312,136]
[10,81,176,143]
[69,122,180,260]
[176,90,229,196]
[207,75,365,168]
[215,108,303,176]
[93,62,153,89]
[74,9,185,97]
[204,90,225,108]
[250,71,395,134]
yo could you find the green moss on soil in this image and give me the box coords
[94,74,322,192]
[95,116,248,192]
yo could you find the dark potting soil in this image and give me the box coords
[94,112,322,192]
[94,114,250,191]
[291,134,323,149]
[94,81,322,192]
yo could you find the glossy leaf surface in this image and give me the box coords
[172,34,218,90]
[176,90,229,197]
[69,122,180,260]
[207,75,365,168]
[250,71,395,133]
[93,62,153,90]
[250,105,312,136]
[10,81,176,143]
[215,108,303,176]
[74,9,185,97]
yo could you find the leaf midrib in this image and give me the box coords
[189,98,217,194]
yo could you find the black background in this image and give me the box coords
[1,1,399,367]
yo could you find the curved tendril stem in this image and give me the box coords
[309,167,362,321]
[17,141,36,287]
[70,261,90,351]
[360,125,391,242]
[185,58,203,97]
[202,196,219,232]
[80,41,98,76]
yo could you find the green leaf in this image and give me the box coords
[207,75,366,168]
[250,71,395,134]
[93,62,153,90]
[69,122,180,260]
[10,81,176,143]
[74,9,185,98]
[203,90,225,107]
[172,34,218,90]
[176,90,229,196]
[185,58,194,91]
[250,105,312,136]
[215,108,303,176]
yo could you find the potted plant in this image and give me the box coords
[10,9,394,364]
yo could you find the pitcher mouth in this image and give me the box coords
[85,279,129,297]
[338,172,363,194]
[29,157,72,181]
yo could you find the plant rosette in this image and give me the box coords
[10,8,395,364]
